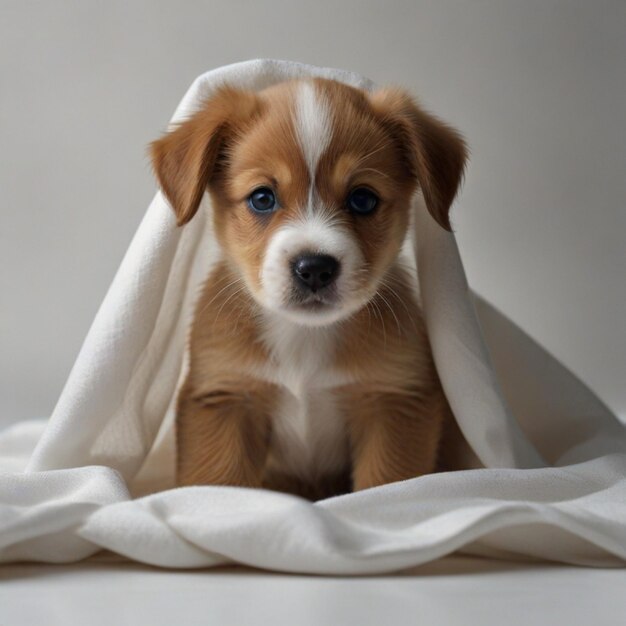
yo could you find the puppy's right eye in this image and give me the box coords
[347,187,379,215]
[247,187,277,213]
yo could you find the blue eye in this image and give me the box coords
[347,187,379,215]
[248,187,277,213]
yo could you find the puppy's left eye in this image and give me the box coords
[347,187,379,215]
[248,187,277,213]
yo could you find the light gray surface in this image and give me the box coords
[1,556,624,626]
[1,2,625,423]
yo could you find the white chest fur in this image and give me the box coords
[258,315,350,481]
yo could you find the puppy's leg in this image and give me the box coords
[344,388,446,491]
[176,383,274,487]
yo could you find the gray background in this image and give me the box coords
[1,0,624,426]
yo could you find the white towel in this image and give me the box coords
[1,59,624,572]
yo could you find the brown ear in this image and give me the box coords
[149,85,260,226]
[369,86,468,231]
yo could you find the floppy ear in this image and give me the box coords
[149,85,260,226]
[369,86,468,231]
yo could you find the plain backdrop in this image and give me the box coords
[1,0,624,426]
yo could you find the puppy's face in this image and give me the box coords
[151,78,467,326]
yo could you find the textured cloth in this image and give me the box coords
[1,59,625,572]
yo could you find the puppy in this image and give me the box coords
[150,76,469,500]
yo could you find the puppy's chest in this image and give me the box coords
[257,319,352,479]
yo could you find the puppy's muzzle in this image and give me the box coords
[291,253,340,293]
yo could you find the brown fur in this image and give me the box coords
[150,77,473,500]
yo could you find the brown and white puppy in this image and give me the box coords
[150,77,470,500]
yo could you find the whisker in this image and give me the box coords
[209,284,247,330]
[196,276,244,319]
[378,279,412,317]
[376,290,402,337]
[355,166,392,181]
[232,296,252,335]
[369,297,387,349]
[350,140,389,167]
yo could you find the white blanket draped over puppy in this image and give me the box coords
[1,59,625,572]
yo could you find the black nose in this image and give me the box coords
[292,254,340,292]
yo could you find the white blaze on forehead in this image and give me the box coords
[294,80,333,182]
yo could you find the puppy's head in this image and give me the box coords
[150,78,467,326]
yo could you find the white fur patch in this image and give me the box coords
[259,313,350,480]
[294,80,333,184]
